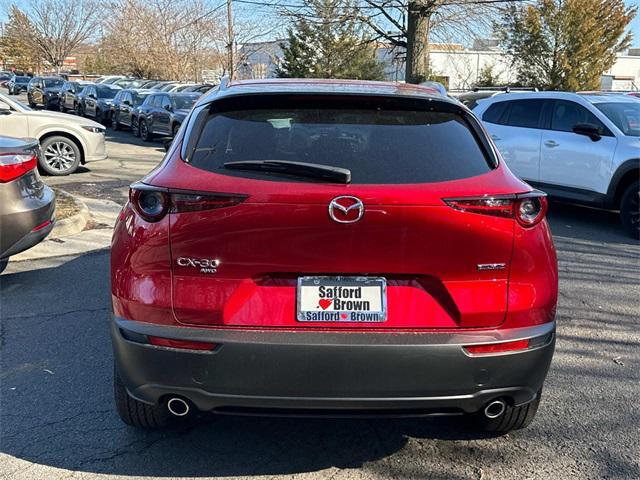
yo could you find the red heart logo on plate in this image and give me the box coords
[340,313,348,320]
[318,299,333,310]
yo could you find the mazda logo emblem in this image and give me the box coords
[328,196,364,224]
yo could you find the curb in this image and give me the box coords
[10,194,122,264]
[50,189,91,238]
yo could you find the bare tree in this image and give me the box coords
[4,0,102,73]
[93,0,228,80]
[281,0,514,83]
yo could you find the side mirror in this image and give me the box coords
[123,100,131,106]
[0,102,11,114]
[573,123,601,142]
[163,104,172,111]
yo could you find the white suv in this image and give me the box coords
[0,92,107,175]
[473,92,639,238]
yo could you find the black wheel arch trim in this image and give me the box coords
[607,159,640,209]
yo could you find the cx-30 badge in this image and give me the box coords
[328,196,365,224]
[176,257,219,274]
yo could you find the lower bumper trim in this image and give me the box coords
[112,317,555,417]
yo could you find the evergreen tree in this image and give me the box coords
[496,0,636,91]
[277,0,384,80]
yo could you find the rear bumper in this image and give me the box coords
[0,176,55,259]
[0,221,54,259]
[112,317,555,416]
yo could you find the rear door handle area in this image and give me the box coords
[491,135,501,141]
[544,140,559,148]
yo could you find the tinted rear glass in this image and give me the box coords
[97,88,117,99]
[187,97,493,184]
[172,95,199,109]
[504,100,544,128]
[483,101,509,124]
[44,78,63,87]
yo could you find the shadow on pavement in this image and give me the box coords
[0,252,495,478]
[0,198,638,478]
[104,129,168,153]
[547,200,637,246]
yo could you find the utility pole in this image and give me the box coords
[226,0,234,80]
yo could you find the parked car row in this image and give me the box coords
[6,74,212,143]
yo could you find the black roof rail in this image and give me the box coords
[472,86,538,93]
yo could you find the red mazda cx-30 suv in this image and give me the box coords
[111,79,557,431]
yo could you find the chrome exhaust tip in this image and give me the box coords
[167,397,190,417]
[484,399,506,419]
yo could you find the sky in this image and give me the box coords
[1,0,639,47]
[628,0,640,46]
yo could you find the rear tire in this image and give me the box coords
[114,366,171,428]
[620,181,639,240]
[477,389,542,433]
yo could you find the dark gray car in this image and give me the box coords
[0,136,55,273]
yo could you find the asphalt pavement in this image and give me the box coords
[1,130,639,480]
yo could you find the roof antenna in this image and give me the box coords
[219,75,231,90]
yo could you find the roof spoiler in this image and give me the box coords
[420,81,447,96]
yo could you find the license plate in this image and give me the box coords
[297,276,387,322]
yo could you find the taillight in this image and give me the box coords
[0,154,37,183]
[171,191,248,213]
[130,187,170,222]
[130,183,247,222]
[443,191,547,227]
[515,193,548,227]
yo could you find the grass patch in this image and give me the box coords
[53,189,82,221]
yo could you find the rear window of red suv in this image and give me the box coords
[185,95,495,184]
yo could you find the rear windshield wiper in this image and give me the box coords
[223,160,351,184]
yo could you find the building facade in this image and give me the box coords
[237,40,640,92]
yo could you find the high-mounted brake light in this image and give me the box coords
[0,154,37,183]
[443,191,547,227]
[130,183,247,222]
